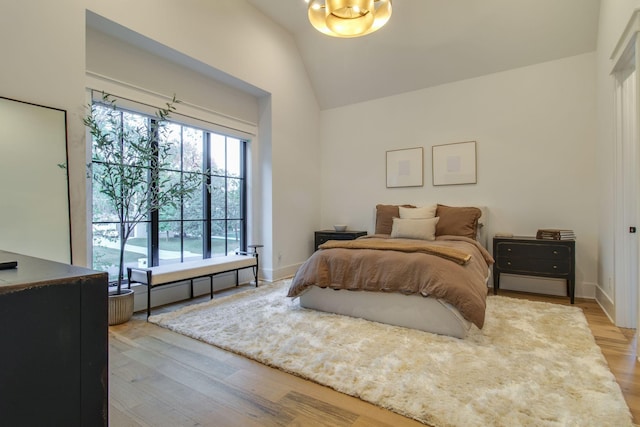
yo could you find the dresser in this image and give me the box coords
[314,230,367,251]
[0,251,109,426]
[492,236,575,303]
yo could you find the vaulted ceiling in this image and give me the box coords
[247,0,600,110]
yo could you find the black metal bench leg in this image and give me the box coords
[247,244,263,287]
[146,270,152,320]
[254,252,259,287]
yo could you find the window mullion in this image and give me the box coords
[240,140,247,251]
[150,118,160,267]
[180,127,185,263]
[224,137,228,256]
[204,132,212,258]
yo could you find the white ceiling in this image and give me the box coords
[246,0,601,110]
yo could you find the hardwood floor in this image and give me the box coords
[109,286,640,426]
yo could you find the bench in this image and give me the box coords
[127,249,260,319]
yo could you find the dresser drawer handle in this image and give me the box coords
[507,248,512,252]
[553,265,558,269]
[507,261,511,266]
[553,250,558,255]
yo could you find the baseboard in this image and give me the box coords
[264,263,301,282]
[495,274,595,299]
[595,286,615,324]
[577,281,596,299]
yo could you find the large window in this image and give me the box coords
[91,102,247,281]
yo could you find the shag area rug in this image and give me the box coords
[149,280,632,427]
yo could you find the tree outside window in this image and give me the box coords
[90,100,247,281]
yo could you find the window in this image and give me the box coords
[90,102,247,281]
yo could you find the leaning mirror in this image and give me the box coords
[0,96,71,263]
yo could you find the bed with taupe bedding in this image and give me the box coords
[287,204,494,338]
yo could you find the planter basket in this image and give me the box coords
[108,288,134,326]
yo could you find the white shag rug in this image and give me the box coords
[149,280,632,427]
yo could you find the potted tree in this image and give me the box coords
[85,93,203,325]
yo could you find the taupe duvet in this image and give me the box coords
[287,235,495,328]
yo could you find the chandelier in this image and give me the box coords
[306,0,393,38]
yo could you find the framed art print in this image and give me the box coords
[432,141,477,186]
[386,147,423,188]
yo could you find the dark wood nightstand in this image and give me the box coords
[493,236,576,303]
[314,230,367,251]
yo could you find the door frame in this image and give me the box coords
[611,10,640,330]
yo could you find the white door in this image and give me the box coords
[614,65,638,329]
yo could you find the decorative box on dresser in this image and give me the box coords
[0,250,109,426]
[492,236,576,303]
[314,230,367,251]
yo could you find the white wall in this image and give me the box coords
[86,26,261,127]
[318,53,598,298]
[596,0,640,321]
[0,0,321,281]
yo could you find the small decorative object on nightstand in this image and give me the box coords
[314,229,367,251]
[493,235,576,303]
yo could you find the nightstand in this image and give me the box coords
[314,230,367,251]
[493,236,575,303]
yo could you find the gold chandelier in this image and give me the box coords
[307,0,393,38]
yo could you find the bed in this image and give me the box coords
[287,204,494,338]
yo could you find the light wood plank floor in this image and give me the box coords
[109,286,639,426]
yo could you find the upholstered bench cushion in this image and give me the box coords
[129,255,257,287]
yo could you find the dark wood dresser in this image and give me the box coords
[492,236,575,303]
[0,251,109,426]
[314,230,367,251]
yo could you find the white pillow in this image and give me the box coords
[390,217,439,240]
[399,205,437,219]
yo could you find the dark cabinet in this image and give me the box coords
[314,230,367,251]
[0,251,108,426]
[492,236,575,303]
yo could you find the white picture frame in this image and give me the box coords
[432,141,477,186]
[386,147,423,188]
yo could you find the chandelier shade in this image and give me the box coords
[307,0,392,38]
